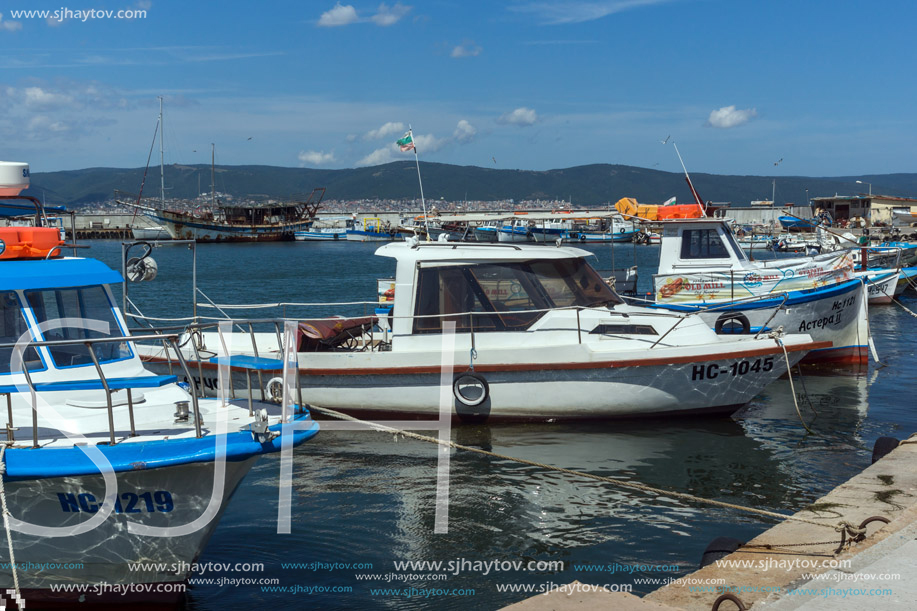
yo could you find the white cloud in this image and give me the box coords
[28,115,71,134]
[318,3,360,27]
[357,131,444,166]
[497,107,538,127]
[0,12,23,32]
[371,2,411,26]
[706,105,757,129]
[357,145,398,166]
[298,150,335,165]
[511,0,674,25]
[23,87,74,110]
[453,119,476,143]
[364,121,405,140]
[451,41,482,58]
[412,132,445,153]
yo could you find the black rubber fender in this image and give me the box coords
[700,536,743,568]
[714,312,751,335]
[453,373,489,408]
[871,436,900,464]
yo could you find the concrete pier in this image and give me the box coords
[503,436,917,610]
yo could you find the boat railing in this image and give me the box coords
[0,332,202,448]
[140,303,700,375]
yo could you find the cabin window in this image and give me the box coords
[0,292,41,374]
[680,228,730,259]
[25,286,132,368]
[412,259,621,334]
[589,324,657,336]
[528,259,620,308]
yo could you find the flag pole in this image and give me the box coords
[408,126,431,240]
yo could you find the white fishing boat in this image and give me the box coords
[295,227,347,241]
[817,231,914,302]
[473,222,499,243]
[530,218,573,243]
[0,169,319,603]
[529,214,639,244]
[139,241,826,421]
[651,219,870,365]
[130,224,169,240]
[496,218,533,242]
[346,217,400,242]
[855,269,899,304]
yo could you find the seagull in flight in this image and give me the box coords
[492,156,496,164]
[774,158,783,166]
[660,135,671,145]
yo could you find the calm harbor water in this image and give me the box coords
[90,240,917,609]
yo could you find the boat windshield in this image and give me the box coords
[413,258,622,334]
[25,286,132,368]
[0,292,41,374]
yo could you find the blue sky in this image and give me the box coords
[1,0,914,177]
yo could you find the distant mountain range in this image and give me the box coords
[25,162,917,208]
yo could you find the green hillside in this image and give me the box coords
[25,162,917,208]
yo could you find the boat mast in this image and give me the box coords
[210,143,215,207]
[159,96,165,209]
[673,142,706,216]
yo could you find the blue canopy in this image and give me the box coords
[0,201,67,218]
[0,258,123,290]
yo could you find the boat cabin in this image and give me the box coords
[0,168,144,389]
[657,219,750,275]
[376,242,622,347]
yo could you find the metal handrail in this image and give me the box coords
[2,332,203,445]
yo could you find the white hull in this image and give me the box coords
[497,231,531,243]
[295,229,346,241]
[131,226,169,240]
[684,279,869,365]
[141,324,817,420]
[859,270,899,304]
[345,230,398,242]
[2,458,256,599]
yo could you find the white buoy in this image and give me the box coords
[0,162,30,196]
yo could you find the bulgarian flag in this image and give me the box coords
[397,130,415,152]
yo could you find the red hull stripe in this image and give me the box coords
[145,340,831,376]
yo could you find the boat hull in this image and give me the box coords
[657,279,869,366]
[860,270,898,304]
[148,211,311,242]
[143,339,818,420]
[130,226,169,240]
[294,229,346,241]
[0,457,257,603]
[497,227,531,242]
[345,230,400,242]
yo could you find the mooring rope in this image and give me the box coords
[306,404,865,540]
[891,296,917,319]
[0,444,21,601]
[773,334,814,435]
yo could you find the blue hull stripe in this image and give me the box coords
[651,278,862,313]
[6,413,319,480]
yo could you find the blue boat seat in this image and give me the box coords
[207,355,285,370]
